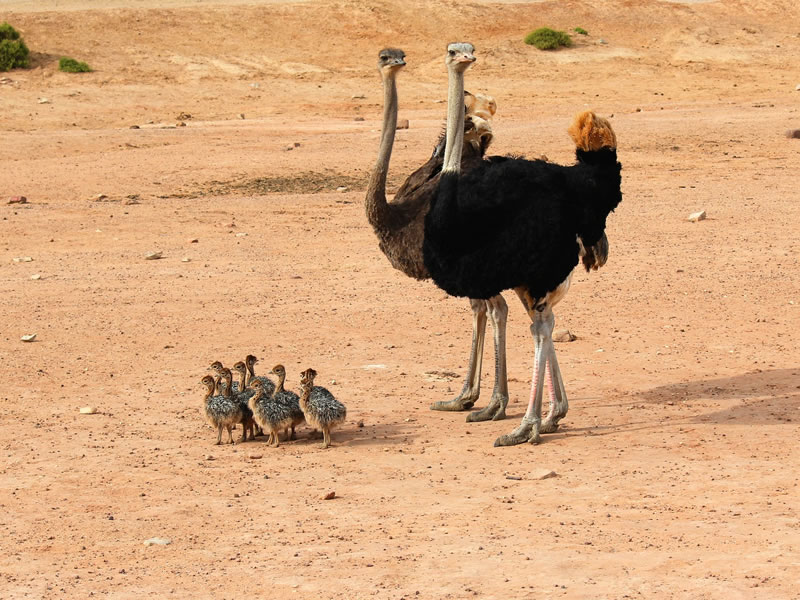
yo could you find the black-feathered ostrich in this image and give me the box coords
[423,43,622,446]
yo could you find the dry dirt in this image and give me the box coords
[1,0,799,598]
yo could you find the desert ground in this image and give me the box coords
[1,0,799,598]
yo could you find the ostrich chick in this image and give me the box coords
[244,355,276,396]
[220,367,256,442]
[298,368,347,449]
[200,375,243,445]
[268,364,306,441]
[248,378,293,448]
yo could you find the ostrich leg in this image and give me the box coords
[431,299,487,411]
[541,350,568,433]
[494,302,557,447]
[467,295,509,422]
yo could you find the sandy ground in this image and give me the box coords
[1,0,800,598]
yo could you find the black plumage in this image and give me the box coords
[423,149,622,301]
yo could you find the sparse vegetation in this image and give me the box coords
[574,27,589,35]
[59,57,92,73]
[524,27,573,50]
[0,22,30,71]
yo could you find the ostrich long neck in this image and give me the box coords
[273,373,285,396]
[249,386,263,410]
[246,364,254,387]
[364,71,399,230]
[442,64,466,175]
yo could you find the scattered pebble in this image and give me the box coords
[532,469,557,480]
[181,257,191,263]
[13,257,33,263]
[130,125,140,129]
[144,251,163,260]
[238,113,245,120]
[7,196,27,204]
[796,84,800,91]
[357,420,364,428]
[205,455,215,461]
[323,491,336,500]
[785,129,800,139]
[688,210,707,222]
[354,116,365,122]
[188,238,199,243]
[143,537,172,546]
[506,475,523,481]
[235,232,248,237]
[92,194,108,202]
[336,186,348,193]
[352,94,366,99]
[79,406,97,415]
[38,97,50,104]
[30,274,41,280]
[396,118,410,130]
[124,198,140,205]
[248,454,263,460]
[553,329,576,343]
[21,334,37,342]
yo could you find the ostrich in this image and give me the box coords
[365,47,513,422]
[422,43,622,446]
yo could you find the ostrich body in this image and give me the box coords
[298,368,347,449]
[268,364,306,442]
[248,379,294,448]
[422,43,622,445]
[365,47,512,421]
[200,375,243,445]
[220,367,256,442]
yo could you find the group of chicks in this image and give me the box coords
[199,354,346,449]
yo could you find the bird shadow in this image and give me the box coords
[499,367,799,442]
[246,420,416,448]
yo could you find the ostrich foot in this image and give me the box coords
[494,418,541,447]
[430,395,476,412]
[539,416,563,434]
[466,394,508,422]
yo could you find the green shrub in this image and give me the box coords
[524,27,573,50]
[0,22,30,71]
[574,27,589,35]
[59,56,92,73]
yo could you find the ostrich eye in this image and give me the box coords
[448,50,455,56]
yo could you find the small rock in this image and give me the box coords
[93,194,108,202]
[238,113,245,120]
[396,118,410,130]
[248,454,263,460]
[553,329,576,343]
[688,210,707,222]
[124,198,140,205]
[79,406,97,414]
[143,537,172,546]
[130,125,140,129]
[323,491,336,500]
[205,455,215,461]
[354,116,365,122]
[13,256,33,263]
[38,97,51,104]
[597,39,608,45]
[506,475,523,481]
[30,273,41,280]
[7,196,27,204]
[796,84,800,91]
[352,94,366,99]
[144,251,163,260]
[188,238,199,243]
[532,469,557,480]
[336,186,348,193]
[176,112,192,120]
[235,232,248,237]
[357,420,364,428]
[21,334,37,342]
[785,129,800,139]
[177,121,186,127]
[251,83,260,89]
[181,257,191,263]
[284,145,295,151]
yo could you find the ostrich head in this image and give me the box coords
[377,48,406,77]
[445,42,476,72]
[209,360,224,375]
[299,368,317,387]
[269,364,287,379]
[232,361,247,377]
[249,378,264,391]
[568,111,617,151]
[200,375,216,391]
